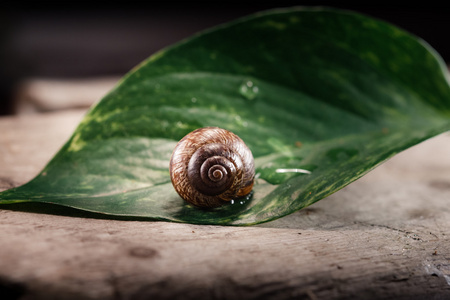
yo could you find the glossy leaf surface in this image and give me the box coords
[1,7,449,225]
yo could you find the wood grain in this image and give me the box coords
[0,109,449,299]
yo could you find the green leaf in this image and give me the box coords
[1,7,449,225]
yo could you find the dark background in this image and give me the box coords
[1,1,449,115]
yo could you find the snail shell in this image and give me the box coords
[169,127,255,208]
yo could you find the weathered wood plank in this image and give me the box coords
[0,110,449,299]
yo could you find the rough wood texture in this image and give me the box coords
[0,109,449,300]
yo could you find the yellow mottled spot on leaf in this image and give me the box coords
[147,50,166,63]
[289,16,300,24]
[362,52,380,65]
[291,189,301,201]
[209,52,218,60]
[68,133,87,152]
[265,20,287,30]
[130,50,166,74]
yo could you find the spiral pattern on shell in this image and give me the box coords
[169,127,255,208]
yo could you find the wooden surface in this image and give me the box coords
[0,109,449,300]
[12,78,119,115]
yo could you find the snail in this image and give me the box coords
[169,127,255,208]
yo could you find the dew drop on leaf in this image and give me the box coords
[239,80,259,100]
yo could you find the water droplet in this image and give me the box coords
[239,80,259,100]
[230,199,246,206]
[275,168,311,175]
[229,190,253,206]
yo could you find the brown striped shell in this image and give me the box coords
[169,127,255,208]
